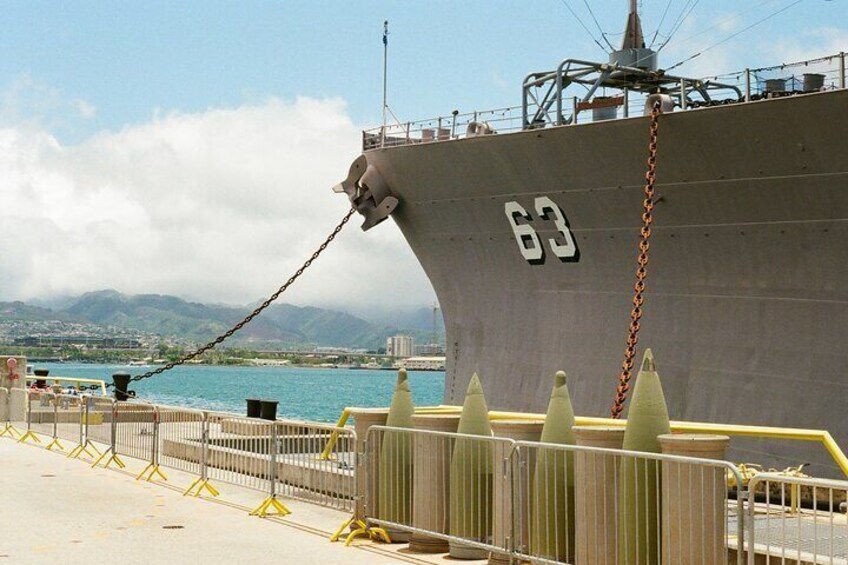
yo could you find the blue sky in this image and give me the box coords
[0,1,844,309]
[1,1,843,142]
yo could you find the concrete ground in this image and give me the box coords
[0,437,481,565]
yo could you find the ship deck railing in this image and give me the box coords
[362,50,847,151]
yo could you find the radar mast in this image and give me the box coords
[610,0,658,70]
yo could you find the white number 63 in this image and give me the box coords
[504,196,579,265]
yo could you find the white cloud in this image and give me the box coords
[0,97,437,310]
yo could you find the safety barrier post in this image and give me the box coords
[69,395,102,459]
[136,406,167,482]
[183,412,219,497]
[332,408,391,545]
[249,421,291,517]
[92,400,125,469]
[18,391,41,445]
[45,393,64,452]
[0,388,21,438]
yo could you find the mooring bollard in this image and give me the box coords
[409,414,461,553]
[659,434,731,565]
[574,426,626,565]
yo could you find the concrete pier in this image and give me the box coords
[0,438,448,565]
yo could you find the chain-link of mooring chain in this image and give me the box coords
[610,99,662,420]
[80,207,357,392]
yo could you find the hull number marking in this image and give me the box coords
[504,197,579,264]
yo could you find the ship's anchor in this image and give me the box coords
[610,95,667,419]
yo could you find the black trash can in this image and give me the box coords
[246,398,262,418]
[259,400,278,421]
[112,372,133,401]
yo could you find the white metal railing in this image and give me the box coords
[362,51,847,151]
[364,425,753,565]
[747,473,848,565]
[4,390,357,514]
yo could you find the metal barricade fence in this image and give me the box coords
[514,441,746,565]
[275,420,356,512]
[204,411,276,493]
[364,425,517,558]
[84,396,116,449]
[113,401,157,462]
[0,387,16,438]
[27,390,56,439]
[156,405,205,478]
[55,393,84,447]
[747,473,848,565]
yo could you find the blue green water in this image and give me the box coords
[41,363,445,422]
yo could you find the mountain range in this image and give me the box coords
[0,290,444,350]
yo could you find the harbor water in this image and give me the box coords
[40,362,445,422]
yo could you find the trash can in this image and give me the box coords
[246,398,262,418]
[259,400,278,421]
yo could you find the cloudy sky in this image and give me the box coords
[0,0,844,311]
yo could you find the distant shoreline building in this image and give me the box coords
[400,356,446,371]
[386,335,414,358]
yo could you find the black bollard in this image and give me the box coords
[259,400,278,421]
[246,398,262,418]
[112,372,133,401]
[34,368,49,388]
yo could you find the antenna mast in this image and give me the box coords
[382,21,389,134]
[610,0,657,70]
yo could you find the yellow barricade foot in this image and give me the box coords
[46,438,65,452]
[18,430,41,445]
[0,423,21,438]
[330,515,358,542]
[343,520,391,546]
[183,478,219,498]
[104,453,126,469]
[136,464,168,483]
[249,496,291,518]
[68,441,98,460]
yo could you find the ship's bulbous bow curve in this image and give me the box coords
[334,154,398,231]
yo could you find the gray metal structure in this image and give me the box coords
[336,15,848,475]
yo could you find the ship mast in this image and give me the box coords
[622,0,645,49]
[610,0,657,70]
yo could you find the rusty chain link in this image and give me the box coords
[610,100,662,419]
[84,207,356,392]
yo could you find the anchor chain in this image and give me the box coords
[610,100,662,419]
[84,207,356,391]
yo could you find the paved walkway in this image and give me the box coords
[0,439,466,565]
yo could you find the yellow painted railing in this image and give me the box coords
[321,404,848,477]
[25,376,108,396]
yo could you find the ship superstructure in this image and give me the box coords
[336,4,848,476]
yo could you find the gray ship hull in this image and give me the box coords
[365,90,848,476]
